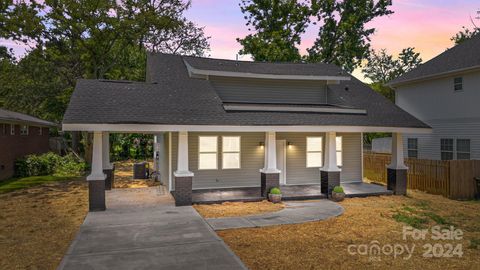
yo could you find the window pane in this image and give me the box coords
[307,137,322,152]
[441,139,453,151]
[336,136,342,151]
[457,153,470,160]
[223,153,240,169]
[199,153,217,169]
[199,137,217,152]
[408,138,417,149]
[441,152,453,161]
[457,139,470,153]
[336,152,342,166]
[454,77,462,84]
[223,136,240,152]
[408,150,418,158]
[307,152,322,167]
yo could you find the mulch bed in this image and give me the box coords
[194,200,285,218]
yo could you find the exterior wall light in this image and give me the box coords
[259,142,265,149]
[287,142,292,149]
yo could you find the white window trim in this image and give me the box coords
[198,136,218,170]
[39,126,43,136]
[20,125,29,136]
[306,136,323,168]
[336,136,343,167]
[10,124,15,135]
[222,136,241,169]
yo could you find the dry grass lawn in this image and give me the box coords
[217,191,480,270]
[194,200,285,218]
[114,159,159,188]
[0,178,88,270]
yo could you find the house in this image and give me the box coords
[390,34,480,161]
[62,53,430,211]
[0,108,57,180]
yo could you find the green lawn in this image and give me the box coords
[0,175,74,193]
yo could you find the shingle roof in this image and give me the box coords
[63,53,429,129]
[390,33,480,86]
[183,55,346,77]
[0,108,56,127]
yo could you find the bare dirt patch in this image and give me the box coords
[194,200,285,218]
[218,191,480,270]
[0,178,88,270]
[114,160,159,188]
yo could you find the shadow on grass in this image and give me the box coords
[0,175,75,194]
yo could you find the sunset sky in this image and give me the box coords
[2,0,479,81]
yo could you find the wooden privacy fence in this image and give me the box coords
[363,152,480,200]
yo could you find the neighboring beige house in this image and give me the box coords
[390,34,480,161]
[63,53,429,210]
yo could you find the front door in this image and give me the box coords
[276,140,286,185]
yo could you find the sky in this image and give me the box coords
[2,0,479,81]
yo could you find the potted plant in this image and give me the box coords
[331,186,345,202]
[268,187,282,203]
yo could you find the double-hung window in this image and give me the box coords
[456,139,471,160]
[440,139,454,160]
[454,77,463,91]
[198,136,218,170]
[407,138,418,158]
[20,125,28,136]
[222,136,240,169]
[306,137,323,167]
[336,136,343,166]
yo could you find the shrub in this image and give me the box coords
[15,152,86,177]
[333,186,344,193]
[270,187,281,195]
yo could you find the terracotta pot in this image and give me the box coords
[268,193,282,203]
[331,191,345,202]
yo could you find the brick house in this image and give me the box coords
[0,108,56,180]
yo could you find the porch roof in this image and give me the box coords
[63,53,430,132]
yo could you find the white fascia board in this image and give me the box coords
[62,123,432,134]
[184,60,351,81]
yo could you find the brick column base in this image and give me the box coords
[321,171,340,196]
[174,176,192,206]
[387,168,407,195]
[103,169,114,190]
[261,172,280,197]
[89,180,106,211]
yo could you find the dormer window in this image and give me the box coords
[454,77,463,91]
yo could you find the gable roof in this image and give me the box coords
[62,53,429,130]
[0,108,56,127]
[390,33,480,86]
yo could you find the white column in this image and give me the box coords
[388,133,408,170]
[260,131,280,173]
[322,131,341,172]
[174,131,193,177]
[102,132,113,170]
[87,131,106,180]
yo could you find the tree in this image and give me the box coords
[362,47,422,84]
[237,0,312,62]
[307,0,393,72]
[451,26,479,45]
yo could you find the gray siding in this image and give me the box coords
[209,76,327,104]
[171,132,363,189]
[403,118,480,160]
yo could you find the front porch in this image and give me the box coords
[192,182,392,204]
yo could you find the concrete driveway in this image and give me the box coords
[58,187,247,270]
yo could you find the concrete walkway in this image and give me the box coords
[58,187,247,270]
[206,200,344,230]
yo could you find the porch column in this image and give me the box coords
[87,131,106,211]
[102,132,114,190]
[387,133,408,195]
[260,131,280,197]
[321,132,341,196]
[174,131,193,206]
